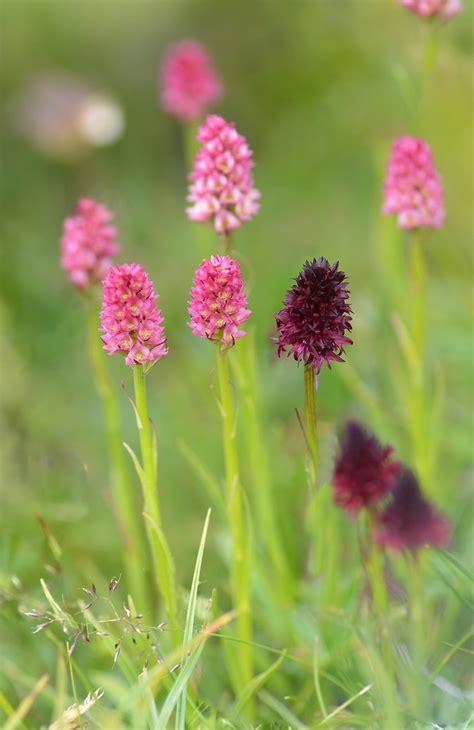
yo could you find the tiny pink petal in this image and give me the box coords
[382,136,445,230]
[186,114,260,235]
[160,40,222,122]
[187,255,251,348]
[60,198,119,289]
[100,263,168,367]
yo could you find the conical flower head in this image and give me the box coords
[160,40,222,122]
[187,255,251,348]
[382,136,444,229]
[332,421,401,515]
[60,197,119,289]
[400,0,462,19]
[275,258,352,374]
[186,114,260,235]
[100,263,168,367]
[376,468,451,551]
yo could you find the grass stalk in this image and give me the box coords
[132,365,178,632]
[232,331,290,596]
[215,346,253,717]
[84,295,149,616]
[304,364,318,488]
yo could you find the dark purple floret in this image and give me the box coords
[332,421,401,515]
[376,468,451,552]
[275,257,352,374]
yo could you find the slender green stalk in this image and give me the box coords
[304,364,318,487]
[365,524,399,725]
[232,332,290,597]
[405,552,427,720]
[215,346,253,714]
[421,20,438,97]
[408,233,428,483]
[84,296,149,615]
[132,366,178,632]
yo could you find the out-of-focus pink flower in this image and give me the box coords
[400,0,462,20]
[332,422,401,515]
[61,198,119,289]
[187,255,251,348]
[376,468,451,551]
[275,258,352,375]
[382,136,445,229]
[100,263,168,367]
[186,115,260,235]
[160,40,222,122]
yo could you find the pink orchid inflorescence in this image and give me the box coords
[186,115,260,236]
[160,40,222,123]
[100,263,168,367]
[60,197,119,289]
[382,136,445,229]
[400,0,462,20]
[187,255,251,348]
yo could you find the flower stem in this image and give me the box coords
[421,20,438,96]
[132,365,178,632]
[84,296,150,616]
[304,364,318,488]
[405,552,427,719]
[409,233,428,483]
[232,330,291,599]
[215,346,253,711]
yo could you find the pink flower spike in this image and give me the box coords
[400,0,462,20]
[187,255,251,348]
[60,198,120,289]
[160,40,223,123]
[187,115,260,236]
[100,263,168,368]
[382,136,445,230]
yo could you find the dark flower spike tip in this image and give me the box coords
[275,257,352,375]
[376,468,451,552]
[332,421,401,515]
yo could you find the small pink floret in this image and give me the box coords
[186,114,260,235]
[400,0,462,19]
[60,198,119,289]
[100,263,168,367]
[187,255,251,347]
[382,136,445,230]
[160,40,222,122]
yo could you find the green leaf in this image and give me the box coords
[229,651,287,720]
[175,509,212,730]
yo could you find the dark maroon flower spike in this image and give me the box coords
[275,258,352,487]
[332,421,401,515]
[376,468,451,552]
[275,257,353,375]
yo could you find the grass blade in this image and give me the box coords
[175,509,212,730]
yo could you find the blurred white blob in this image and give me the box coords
[11,72,125,161]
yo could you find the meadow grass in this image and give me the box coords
[0,1,473,728]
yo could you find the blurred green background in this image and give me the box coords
[1,0,472,723]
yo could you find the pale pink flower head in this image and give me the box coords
[100,263,168,367]
[60,197,119,289]
[160,40,222,122]
[187,255,251,348]
[400,0,462,20]
[382,136,445,229]
[186,114,260,236]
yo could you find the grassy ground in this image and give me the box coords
[1,1,473,727]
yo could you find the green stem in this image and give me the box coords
[215,346,253,714]
[304,364,318,488]
[365,526,400,725]
[405,552,427,720]
[84,297,149,616]
[421,20,438,97]
[132,366,178,632]
[232,331,291,599]
[409,233,428,483]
